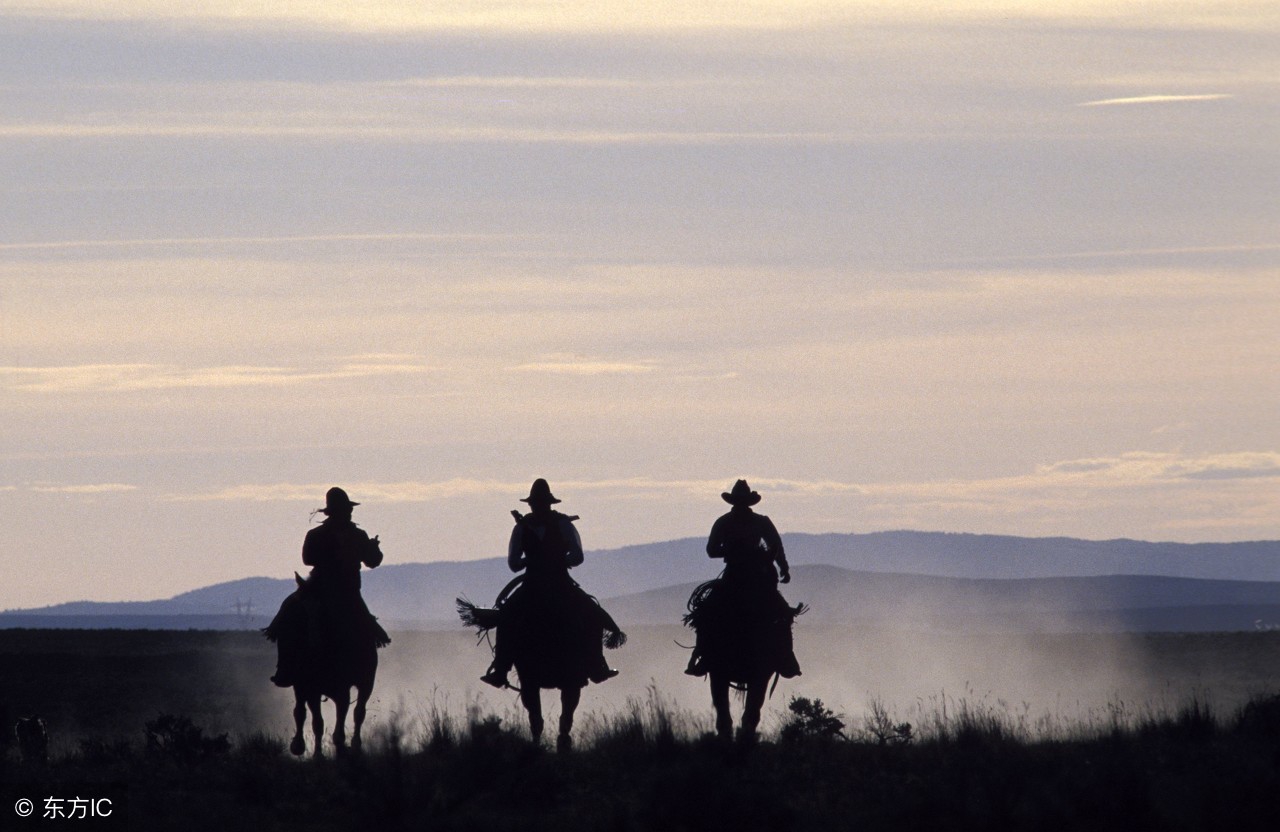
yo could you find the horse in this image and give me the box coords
[685,577,804,742]
[458,582,625,752]
[14,714,48,764]
[266,574,382,757]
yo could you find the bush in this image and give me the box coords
[780,696,846,743]
[144,714,231,761]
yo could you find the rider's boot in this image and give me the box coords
[684,650,707,677]
[588,658,619,683]
[480,662,511,689]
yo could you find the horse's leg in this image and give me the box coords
[709,672,733,740]
[738,674,768,742]
[520,686,544,744]
[332,689,350,755]
[352,684,370,752]
[309,693,325,758]
[557,686,582,752]
[290,689,308,756]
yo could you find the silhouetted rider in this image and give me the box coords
[706,480,792,587]
[302,486,385,601]
[685,479,801,678]
[480,479,619,688]
[269,487,389,687]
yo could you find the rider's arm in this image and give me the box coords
[507,524,527,572]
[362,534,384,569]
[705,515,728,559]
[301,528,321,567]
[761,515,790,583]
[563,517,584,568]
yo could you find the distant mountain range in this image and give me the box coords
[5,531,1280,633]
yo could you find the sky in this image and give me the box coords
[1,0,1278,609]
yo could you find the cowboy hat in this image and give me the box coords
[722,479,761,506]
[320,486,360,514]
[520,478,561,505]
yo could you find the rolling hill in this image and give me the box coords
[5,531,1279,632]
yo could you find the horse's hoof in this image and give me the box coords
[289,737,306,756]
[556,734,573,753]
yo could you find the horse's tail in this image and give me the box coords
[456,597,501,631]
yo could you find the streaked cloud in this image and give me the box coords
[27,483,138,494]
[509,357,659,376]
[1037,451,1280,480]
[170,452,1280,506]
[1,357,433,393]
[0,121,874,145]
[1078,94,1234,107]
[0,232,531,252]
[170,479,516,504]
[11,0,1277,32]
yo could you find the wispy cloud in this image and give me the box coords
[508,357,659,375]
[171,476,846,504]
[14,0,1276,32]
[171,453,1280,506]
[171,479,527,504]
[1078,94,1233,107]
[27,483,138,494]
[0,232,533,252]
[1,357,433,393]
[0,122,868,145]
[1033,451,1280,482]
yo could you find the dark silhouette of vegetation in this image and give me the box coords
[4,691,1280,831]
[780,696,846,743]
[144,713,230,761]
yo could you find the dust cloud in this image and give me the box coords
[323,624,1279,743]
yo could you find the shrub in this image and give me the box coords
[144,714,231,761]
[780,696,846,743]
[863,697,914,746]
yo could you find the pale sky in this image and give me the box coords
[2,1,1278,609]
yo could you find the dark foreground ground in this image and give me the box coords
[2,628,1280,830]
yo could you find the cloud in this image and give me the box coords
[508,357,659,375]
[0,121,871,145]
[1,358,433,393]
[171,476,852,504]
[171,479,530,504]
[0,232,530,253]
[1078,94,1234,107]
[27,483,137,494]
[12,0,1277,32]
[1034,451,1280,483]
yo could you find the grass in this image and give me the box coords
[5,688,1280,831]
